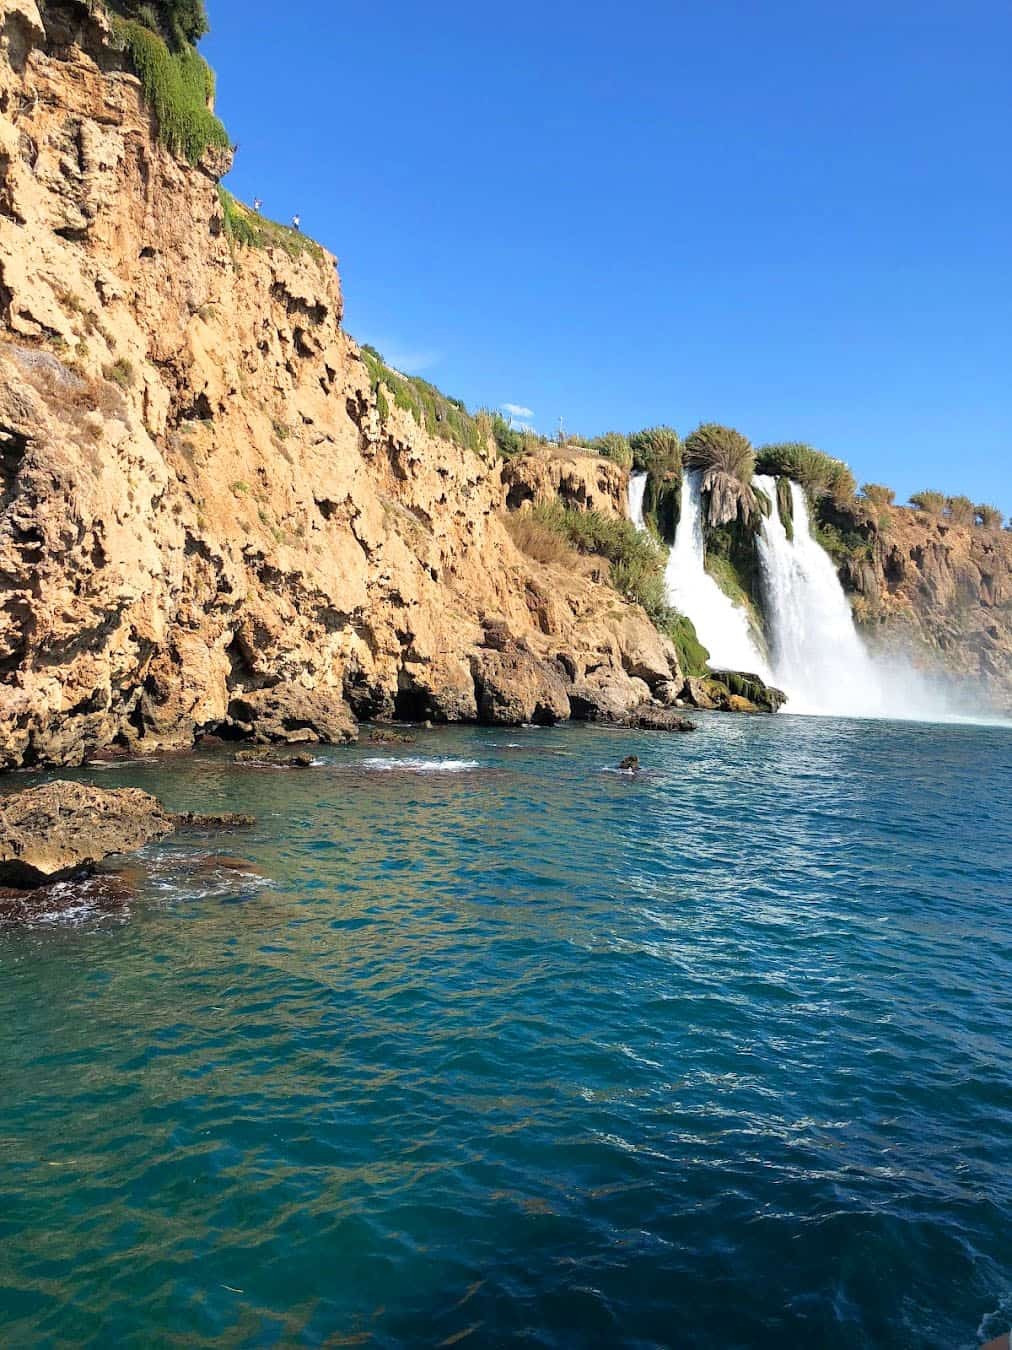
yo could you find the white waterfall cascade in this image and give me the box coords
[662,472,773,679]
[754,475,979,720]
[627,472,648,532]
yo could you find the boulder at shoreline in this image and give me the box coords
[0,782,259,889]
[0,781,175,887]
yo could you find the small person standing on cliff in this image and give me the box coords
[253,197,262,213]
[292,214,301,232]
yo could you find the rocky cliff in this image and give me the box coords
[843,505,1012,709]
[0,0,684,768]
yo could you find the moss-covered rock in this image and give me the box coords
[643,469,680,543]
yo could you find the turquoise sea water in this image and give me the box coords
[1,716,1011,1348]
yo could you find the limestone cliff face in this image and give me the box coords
[0,0,679,768]
[842,506,1012,709]
[502,451,627,516]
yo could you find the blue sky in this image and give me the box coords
[206,1,1011,513]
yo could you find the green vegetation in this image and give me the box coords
[217,188,324,263]
[775,476,794,541]
[110,16,228,165]
[705,519,766,634]
[103,357,134,389]
[474,408,527,459]
[666,613,709,677]
[588,432,633,469]
[360,346,486,453]
[629,427,683,542]
[684,423,758,527]
[756,442,856,503]
[909,490,946,515]
[642,470,680,543]
[112,0,210,43]
[977,504,1004,530]
[860,483,895,508]
[945,495,975,527]
[629,426,682,476]
[812,519,873,567]
[516,502,706,665]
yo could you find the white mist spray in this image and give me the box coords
[754,475,990,721]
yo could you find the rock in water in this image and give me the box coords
[624,707,697,733]
[234,750,314,768]
[0,781,175,887]
[170,812,257,830]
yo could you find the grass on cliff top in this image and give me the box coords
[109,15,229,165]
[359,345,486,454]
[508,502,709,674]
[217,189,325,264]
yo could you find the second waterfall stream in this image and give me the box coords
[627,471,772,680]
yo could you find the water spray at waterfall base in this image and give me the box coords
[754,475,995,722]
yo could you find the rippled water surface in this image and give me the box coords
[2,717,1011,1348]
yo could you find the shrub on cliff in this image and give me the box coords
[684,423,758,527]
[588,432,633,469]
[504,512,581,567]
[629,426,681,476]
[474,409,524,459]
[976,504,1004,530]
[110,15,228,164]
[859,483,896,530]
[112,0,210,44]
[361,347,485,453]
[519,503,697,655]
[945,495,975,527]
[756,442,856,504]
[860,483,895,508]
[909,490,946,515]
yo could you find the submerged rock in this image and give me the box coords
[368,729,417,745]
[0,781,174,887]
[234,749,314,768]
[0,872,134,924]
[170,812,257,830]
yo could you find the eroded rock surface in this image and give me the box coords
[0,1,683,767]
[0,780,174,886]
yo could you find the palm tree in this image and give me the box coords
[909,490,946,516]
[683,423,757,527]
[946,495,975,527]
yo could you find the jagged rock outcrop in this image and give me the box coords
[0,779,174,885]
[0,0,682,768]
[502,451,626,516]
[840,507,1012,708]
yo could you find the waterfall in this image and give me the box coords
[627,472,647,531]
[664,472,772,679]
[754,475,977,720]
